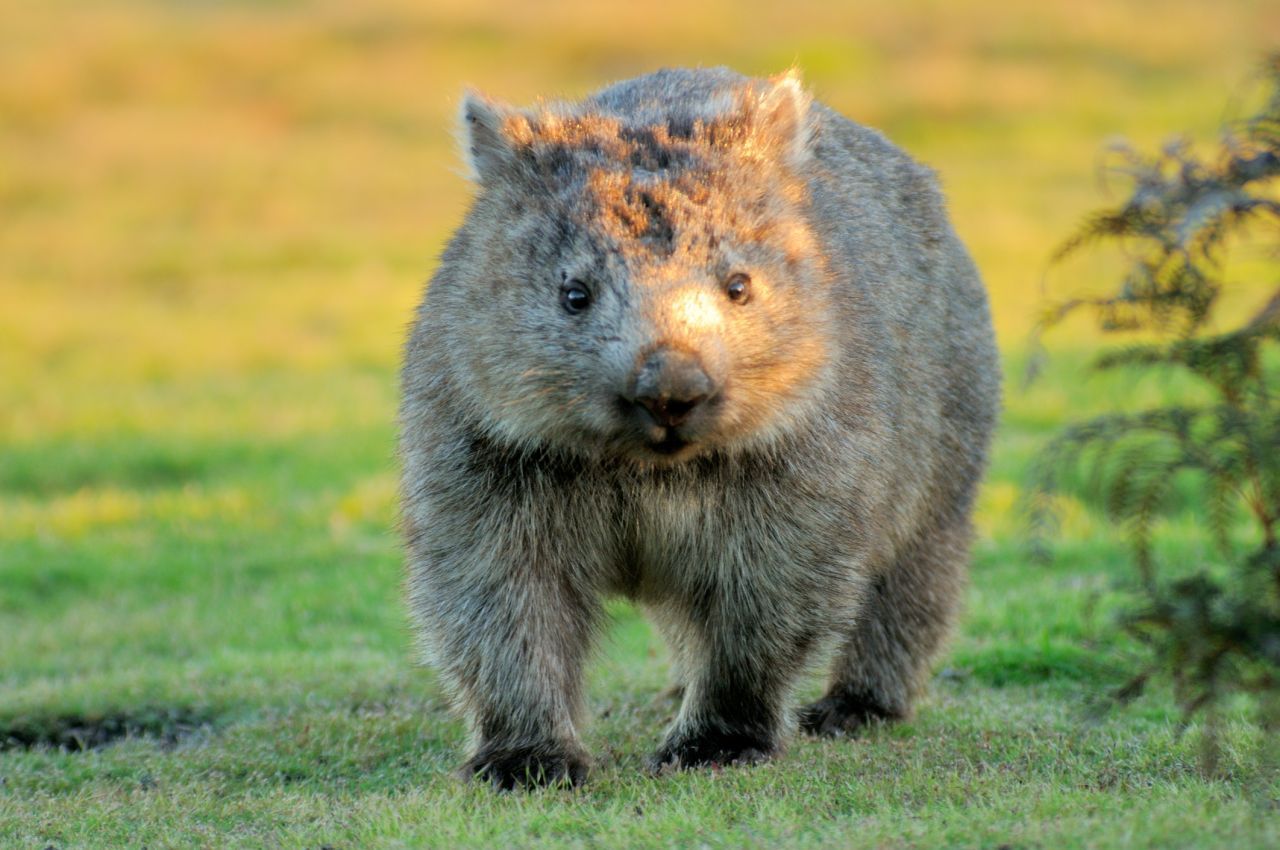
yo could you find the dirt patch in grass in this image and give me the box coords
[0,706,219,752]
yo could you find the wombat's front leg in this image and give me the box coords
[406,521,600,790]
[648,590,818,771]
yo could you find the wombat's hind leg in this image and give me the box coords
[800,520,969,737]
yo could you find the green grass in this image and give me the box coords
[3,0,1280,846]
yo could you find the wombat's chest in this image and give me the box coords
[605,472,864,604]
[607,481,723,600]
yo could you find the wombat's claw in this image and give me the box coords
[647,730,776,773]
[462,744,590,791]
[797,691,901,738]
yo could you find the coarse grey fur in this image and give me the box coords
[400,67,1000,789]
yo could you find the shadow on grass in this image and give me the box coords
[0,705,220,752]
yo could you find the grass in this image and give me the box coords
[2,0,1279,847]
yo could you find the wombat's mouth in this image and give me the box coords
[648,430,691,455]
[614,392,720,461]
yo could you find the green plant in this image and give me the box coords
[1029,57,1280,741]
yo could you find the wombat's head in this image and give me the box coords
[438,72,837,464]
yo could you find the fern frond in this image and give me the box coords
[1031,53,1280,738]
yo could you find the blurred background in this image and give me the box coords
[5,0,1278,392]
[4,0,1279,677]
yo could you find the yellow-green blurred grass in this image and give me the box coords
[4,0,1279,408]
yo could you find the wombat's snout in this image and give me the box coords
[622,348,718,430]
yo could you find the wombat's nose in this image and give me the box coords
[626,349,715,429]
[635,393,708,429]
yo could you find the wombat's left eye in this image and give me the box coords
[561,281,593,314]
[725,273,751,304]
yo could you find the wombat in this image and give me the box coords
[400,67,1000,789]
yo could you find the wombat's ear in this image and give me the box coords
[458,91,528,186]
[753,71,812,169]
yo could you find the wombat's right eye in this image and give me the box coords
[725,273,752,304]
[561,281,593,314]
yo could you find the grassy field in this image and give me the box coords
[2,0,1279,847]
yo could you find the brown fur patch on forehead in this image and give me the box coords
[570,163,812,265]
[577,168,716,254]
[496,96,811,260]
[505,92,783,184]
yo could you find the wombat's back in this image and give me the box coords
[809,92,1000,552]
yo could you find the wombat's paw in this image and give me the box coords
[797,690,903,738]
[461,742,590,791]
[647,729,777,773]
